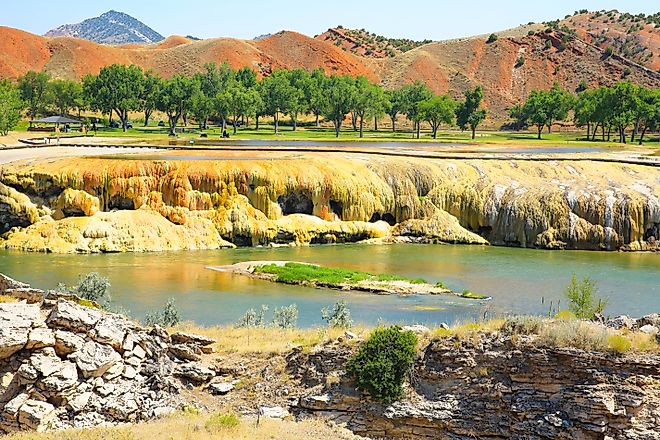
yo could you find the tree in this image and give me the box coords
[544,83,574,134]
[456,86,487,140]
[308,68,327,127]
[419,95,457,139]
[519,90,549,139]
[260,70,297,134]
[322,74,355,137]
[0,80,24,136]
[352,77,386,138]
[606,81,637,143]
[227,84,261,134]
[47,79,82,116]
[189,77,215,129]
[321,300,353,329]
[385,89,404,132]
[140,71,162,126]
[156,74,195,136]
[573,89,597,139]
[637,88,660,145]
[285,69,310,131]
[400,81,433,139]
[17,71,50,120]
[94,64,144,131]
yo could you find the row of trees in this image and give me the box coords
[510,81,660,143]
[12,64,488,138]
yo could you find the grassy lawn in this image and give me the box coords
[14,120,654,148]
[254,262,428,286]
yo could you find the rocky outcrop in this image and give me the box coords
[291,335,660,440]
[1,154,659,253]
[0,275,218,434]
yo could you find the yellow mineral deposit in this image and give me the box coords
[0,152,658,253]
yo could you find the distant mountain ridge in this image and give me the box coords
[44,10,164,45]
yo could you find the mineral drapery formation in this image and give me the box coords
[0,153,658,253]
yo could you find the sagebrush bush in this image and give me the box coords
[502,315,544,335]
[144,298,181,327]
[321,300,353,329]
[272,304,298,329]
[346,326,417,403]
[540,320,609,351]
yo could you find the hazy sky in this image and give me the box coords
[3,1,657,41]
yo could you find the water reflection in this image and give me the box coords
[0,244,657,327]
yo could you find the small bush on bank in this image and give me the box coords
[144,298,181,327]
[321,300,353,329]
[205,412,239,432]
[564,274,608,319]
[540,319,608,351]
[237,305,269,328]
[607,334,632,353]
[272,304,298,329]
[486,33,498,43]
[346,326,417,403]
[502,315,544,335]
[57,272,111,307]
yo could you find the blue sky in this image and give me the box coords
[3,1,657,41]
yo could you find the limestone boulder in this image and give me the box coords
[174,363,214,384]
[47,301,103,333]
[70,341,121,378]
[53,330,84,356]
[91,316,129,351]
[0,303,40,360]
[17,400,56,431]
[26,328,55,350]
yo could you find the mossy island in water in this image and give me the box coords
[209,261,491,300]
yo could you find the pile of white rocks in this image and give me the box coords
[0,274,216,433]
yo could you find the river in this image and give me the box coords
[0,244,657,328]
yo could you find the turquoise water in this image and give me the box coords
[0,244,657,327]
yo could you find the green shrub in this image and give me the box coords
[321,300,353,329]
[144,298,181,327]
[346,326,417,403]
[515,55,525,67]
[205,413,239,432]
[607,334,632,353]
[486,33,498,44]
[272,304,298,328]
[564,274,608,319]
[237,305,269,328]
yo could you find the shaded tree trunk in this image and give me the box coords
[416,121,421,139]
[638,125,647,145]
[274,112,279,134]
[631,117,640,143]
[315,111,320,128]
[292,116,297,131]
[374,117,378,132]
[351,112,357,131]
[334,120,342,137]
[256,115,260,130]
[390,116,396,132]
[359,116,364,138]
[537,125,543,140]
[233,117,237,134]
[144,109,152,127]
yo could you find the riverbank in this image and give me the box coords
[209,261,490,299]
[0,273,658,439]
